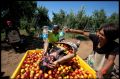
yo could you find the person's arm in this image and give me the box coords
[53,48,77,65]
[97,53,116,79]
[43,32,49,55]
[64,28,90,37]
[96,53,116,79]
[43,29,49,55]
[43,39,49,55]
[53,53,75,65]
[101,53,116,75]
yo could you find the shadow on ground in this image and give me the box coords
[1,35,44,53]
[0,72,10,78]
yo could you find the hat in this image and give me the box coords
[43,26,48,28]
[43,26,48,29]
[53,25,60,29]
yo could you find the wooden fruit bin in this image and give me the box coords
[11,43,96,79]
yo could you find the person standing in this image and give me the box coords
[5,20,21,52]
[65,23,119,79]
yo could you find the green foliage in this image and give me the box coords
[20,17,28,29]
[52,7,118,33]
[92,9,107,29]
[66,10,76,28]
[1,2,119,37]
[52,9,66,28]
[107,13,119,24]
[76,6,86,29]
[1,1,37,30]
[35,6,50,29]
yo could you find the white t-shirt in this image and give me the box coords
[8,30,20,43]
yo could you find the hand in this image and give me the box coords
[47,61,58,68]
[64,28,70,33]
[96,71,104,79]
[59,46,65,50]
[47,64,56,68]
[43,51,48,56]
[53,61,57,65]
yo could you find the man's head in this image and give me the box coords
[6,20,12,26]
[52,25,60,34]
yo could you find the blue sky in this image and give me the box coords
[37,1,119,21]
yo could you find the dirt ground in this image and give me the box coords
[1,38,93,78]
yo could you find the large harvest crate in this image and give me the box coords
[11,49,96,79]
[76,55,96,78]
[11,50,38,79]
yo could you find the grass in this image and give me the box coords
[64,33,89,41]
[75,35,89,41]
[19,29,28,36]
[1,32,6,41]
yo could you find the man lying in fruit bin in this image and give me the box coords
[40,25,80,72]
